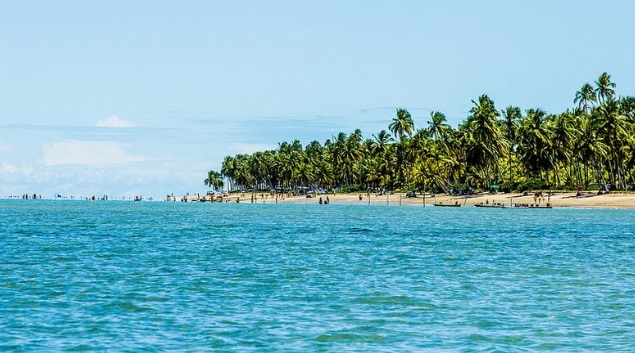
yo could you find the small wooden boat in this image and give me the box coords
[474,203,505,208]
[433,202,462,207]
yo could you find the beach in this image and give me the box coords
[173,191,635,209]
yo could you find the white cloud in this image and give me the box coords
[0,163,33,175]
[40,140,147,167]
[227,143,277,154]
[96,115,137,128]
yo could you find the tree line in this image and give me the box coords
[206,72,635,194]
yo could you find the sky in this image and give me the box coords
[1,1,634,199]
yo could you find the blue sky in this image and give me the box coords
[1,1,634,199]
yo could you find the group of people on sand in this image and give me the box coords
[318,196,330,205]
[533,191,550,205]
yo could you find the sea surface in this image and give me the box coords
[1,200,634,352]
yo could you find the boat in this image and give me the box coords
[433,202,462,207]
[506,203,552,209]
[474,202,505,208]
[474,203,553,209]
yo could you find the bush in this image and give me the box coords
[500,181,519,193]
[516,178,548,192]
[338,184,366,193]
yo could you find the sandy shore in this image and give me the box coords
[173,191,635,209]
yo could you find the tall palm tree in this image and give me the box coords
[378,145,398,190]
[295,162,315,189]
[620,96,635,121]
[368,130,395,189]
[232,154,253,191]
[594,97,628,189]
[204,170,224,191]
[548,111,576,187]
[516,108,552,180]
[314,160,334,190]
[465,94,505,186]
[389,108,414,141]
[427,111,451,141]
[343,129,364,185]
[371,130,394,156]
[501,106,521,182]
[331,132,348,186]
[389,108,414,189]
[248,152,269,190]
[221,156,236,191]
[595,72,616,104]
[574,114,607,186]
[574,83,596,113]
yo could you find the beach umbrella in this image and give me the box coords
[490,185,499,189]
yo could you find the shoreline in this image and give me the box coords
[167,191,635,209]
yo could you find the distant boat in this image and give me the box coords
[506,203,552,209]
[474,203,505,208]
[474,202,552,209]
[433,202,461,207]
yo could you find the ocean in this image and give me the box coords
[1,200,634,352]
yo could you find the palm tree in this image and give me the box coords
[389,108,414,189]
[595,72,616,104]
[465,94,505,187]
[204,170,224,191]
[221,156,236,191]
[232,154,253,191]
[331,132,347,186]
[427,111,451,141]
[378,145,398,190]
[594,97,628,189]
[574,114,607,186]
[620,96,635,121]
[389,108,414,141]
[314,160,334,190]
[501,106,521,182]
[304,140,324,162]
[574,83,596,113]
[344,129,364,185]
[548,111,576,187]
[516,108,552,180]
[295,161,315,189]
[371,130,394,156]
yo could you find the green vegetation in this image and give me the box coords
[203,170,224,191]
[208,73,635,194]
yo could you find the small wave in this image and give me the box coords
[349,227,373,234]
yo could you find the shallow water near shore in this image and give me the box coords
[2,200,635,351]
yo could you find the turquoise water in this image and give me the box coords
[1,200,634,352]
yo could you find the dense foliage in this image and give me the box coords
[207,73,635,193]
